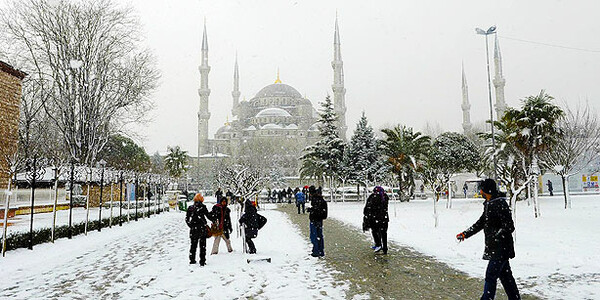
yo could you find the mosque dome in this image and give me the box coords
[255,83,302,99]
[255,107,292,118]
[216,124,232,135]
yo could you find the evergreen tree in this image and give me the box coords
[300,96,345,194]
[347,112,385,189]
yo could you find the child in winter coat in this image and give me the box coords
[239,199,267,254]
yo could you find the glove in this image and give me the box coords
[456,232,465,241]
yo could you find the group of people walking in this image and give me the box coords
[186,178,520,299]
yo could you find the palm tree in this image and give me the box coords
[490,90,564,217]
[380,125,431,200]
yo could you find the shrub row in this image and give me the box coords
[2,207,169,251]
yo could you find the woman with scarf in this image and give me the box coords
[210,197,233,254]
[363,186,389,254]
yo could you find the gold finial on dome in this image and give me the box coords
[274,68,281,83]
[224,115,230,126]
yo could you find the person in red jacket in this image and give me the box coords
[210,197,233,254]
[456,179,520,300]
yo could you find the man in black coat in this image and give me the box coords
[456,179,521,300]
[363,186,389,254]
[210,197,233,254]
[186,193,214,266]
[307,185,327,257]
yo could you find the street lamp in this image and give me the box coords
[475,25,498,180]
[97,159,106,232]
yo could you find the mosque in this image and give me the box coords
[194,17,347,180]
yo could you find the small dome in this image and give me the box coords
[261,123,283,130]
[255,83,302,98]
[256,107,292,117]
[244,125,257,131]
[216,124,232,135]
[286,124,298,129]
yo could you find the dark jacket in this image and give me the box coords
[185,201,213,238]
[211,203,233,235]
[363,192,389,230]
[308,194,328,222]
[463,196,515,260]
[239,200,267,238]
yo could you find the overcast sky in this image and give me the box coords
[118,0,600,155]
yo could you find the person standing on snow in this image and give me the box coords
[185,193,214,266]
[363,186,389,254]
[295,188,306,214]
[307,185,327,257]
[456,178,521,300]
[239,199,266,254]
[210,197,233,254]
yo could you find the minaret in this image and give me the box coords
[461,63,472,134]
[493,34,507,120]
[332,14,347,141]
[197,21,211,156]
[231,54,240,117]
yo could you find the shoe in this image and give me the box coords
[189,261,196,264]
[199,261,206,266]
[310,253,320,257]
[228,249,233,253]
[370,245,378,250]
[373,246,382,252]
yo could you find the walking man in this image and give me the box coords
[546,180,554,196]
[307,185,327,257]
[186,193,214,266]
[456,178,521,300]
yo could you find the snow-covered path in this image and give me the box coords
[1,204,348,299]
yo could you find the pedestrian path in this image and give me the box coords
[280,204,540,299]
[0,207,348,299]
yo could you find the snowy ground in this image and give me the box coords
[328,194,600,300]
[1,201,348,299]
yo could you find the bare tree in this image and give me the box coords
[214,160,264,202]
[1,0,159,167]
[541,102,600,209]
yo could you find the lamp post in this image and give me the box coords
[97,159,106,232]
[475,25,498,180]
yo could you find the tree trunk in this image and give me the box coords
[433,190,439,228]
[51,168,59,242]
[2,177,13,256]
[560,175,568,209]
[533,176,540,218]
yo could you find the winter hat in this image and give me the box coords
[193,193,204,202]
[478,179,498,195]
